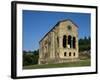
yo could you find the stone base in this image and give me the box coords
[38,58,79,64]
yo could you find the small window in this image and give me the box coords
[69,52,71,56]
[73,37,76,49]
[73,52,75,56]
[67,25,72,30]
[63,35,67,48]
[68,35,72,48]
[64,52,67,56]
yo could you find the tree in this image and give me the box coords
[79,36,91,51]
[23,49,39,66]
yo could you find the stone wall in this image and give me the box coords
[39,20,79,64]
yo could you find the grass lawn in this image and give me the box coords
[23,59,90,69]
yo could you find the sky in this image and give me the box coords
[23,10,90,51]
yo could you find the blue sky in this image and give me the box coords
[23,10,90,51]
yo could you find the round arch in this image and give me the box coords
[68,35,72,48]
[63,35,67,48]
[73,37,76,49]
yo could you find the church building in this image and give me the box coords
[38,19,79,64]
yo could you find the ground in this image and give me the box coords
[23,59,90,69]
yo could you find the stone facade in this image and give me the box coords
[39,19,79,64]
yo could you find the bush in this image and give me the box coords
[79,36,91,51]
[23,50,39,66]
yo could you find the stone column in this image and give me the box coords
[59,36,62,49]
[52,31,55,58]
[39,42,43,64]
[50,31,55,59]
[39,42,42,58]
[76,37,79,58]
[49,33,52,58]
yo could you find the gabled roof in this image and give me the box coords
[58,19,79,28]
[39,19,79,43]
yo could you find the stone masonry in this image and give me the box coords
[38,19,79,64]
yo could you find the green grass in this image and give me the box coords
[23,59,90,69]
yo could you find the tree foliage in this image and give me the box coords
[23,50,39,66]
[79,36,91,51]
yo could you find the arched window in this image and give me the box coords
[64,52,67,56]
[68,35,71,48]
[73,52,75,56]
[73,37,76,48]
[69,52,71,56]
[63,35,67,48]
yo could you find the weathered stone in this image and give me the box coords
[38,19,79,64]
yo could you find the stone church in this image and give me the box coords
[38,19,79,64]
